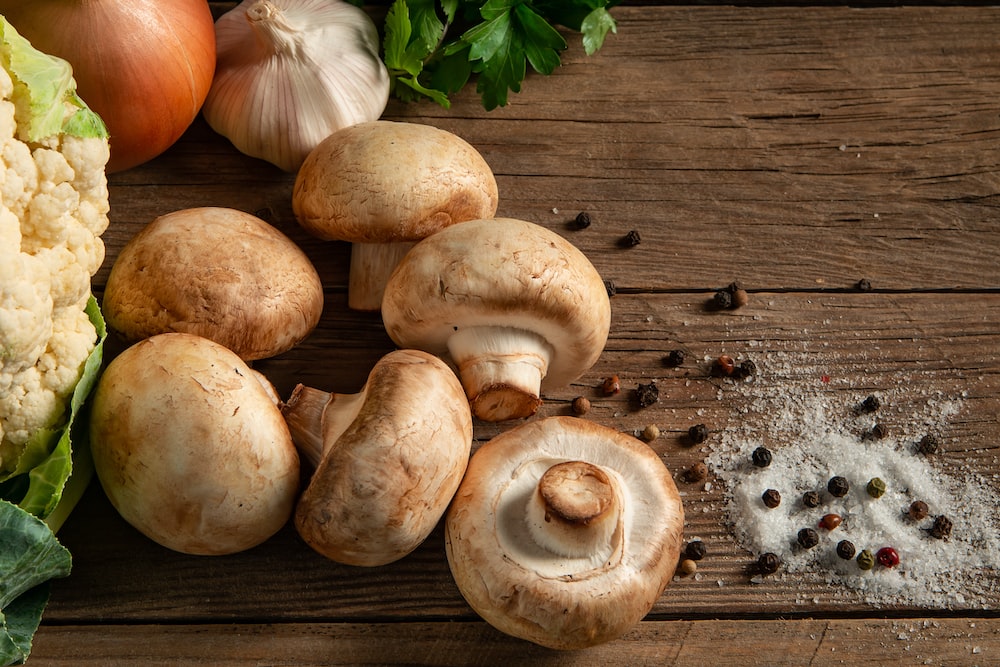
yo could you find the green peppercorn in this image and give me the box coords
[856,549,876,570]
[827,476,850,497]
[761,489,781,509]
[797,528,820,549]
[755,552,781,575]
[836,540,856,560]
[752,447,772,468]
[866,477,887,499]
[801,490,820,508]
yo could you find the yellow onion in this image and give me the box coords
[0,0,216,173]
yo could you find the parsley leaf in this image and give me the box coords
[379,0,620,110]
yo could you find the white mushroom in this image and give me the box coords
[282,349,473,566]
[381,218,611,422]
[89,333,301,555]
[445,416,684,650]
[292,120,499,311]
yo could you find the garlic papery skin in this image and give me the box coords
[204,0,390,172]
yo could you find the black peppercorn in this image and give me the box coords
[802,490,821,508]
[863,423,889,440]
[856,278,873,291]
[684,540,708,561]
[687,423,709,445]
[755,552,781,575]
[860,395,880,413]
[712,289,733,310]
[664,349,686,368]
[621,229,641,247]
[827,476,850,497]
[797,528,820,549]
[603,279,617,298]
[573,211,592,229]
[917,434,939,455]
[735,359,757,379]
[836,540,856,560]
[908,500,929,521]
[751,446,772,468]
[761,489,781,509]
[930,515,953,540]
[635,382,659,409]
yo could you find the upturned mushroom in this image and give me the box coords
[89,333,301,555]
[291,120,499,311]
[102,206,324,361]
[444,416,685,650]
[380,218,611,422]
[283,349,473,566]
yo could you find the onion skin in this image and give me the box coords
[0,0,216,173]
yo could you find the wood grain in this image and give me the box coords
[33,3,1000,664]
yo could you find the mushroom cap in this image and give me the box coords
[102,207,324,361]
[291,120,499,243]
[444,416,684,650]
[89,333,301,556]
[380,218,612,391]
[292,349,473,567]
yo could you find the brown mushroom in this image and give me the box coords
[283,349,473,566]
[445,416,684,650]
[291,120,499,311]
[102,206,324,361]
[89,333,301,555]
[381,218,611,422]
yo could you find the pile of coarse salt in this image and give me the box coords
[705,349,1000,608]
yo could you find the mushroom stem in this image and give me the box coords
[525,460,619,558]
[348,241,416,311]
[280,384,366,467]
[446,325,553,422]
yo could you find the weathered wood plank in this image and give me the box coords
[30,618,1000,666]
[100,6,1000,292]
[47,292,1000,621]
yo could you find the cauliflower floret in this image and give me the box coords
[0,29,110,474]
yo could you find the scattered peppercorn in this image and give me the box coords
[866,477,887,499]
[761,489,781,509]
[684,540,708,561]
[687,423,709,445]
[856,278,872,291]
[620,229,641,247]
[730,286,749,309]
[876,546,900,568]
[678,558,698,577]
[856,549,876,570]
[712,289,733,310]
[802,491,821,508]
[573,211,592,229]
[635,382,659,408]
[827,476,850,497]
[664,349,686,368]
[684,462,709,483]
[601,375,621,396]
[755,552,781,575]
[712,354,736,377]
[571,396,591,416]
[797,528,820,549]
[641,424,660,442]
[860,395,880,413]
[930,515,953,540]
[603,279,617,298]
[863,423,889,440]
[836,540,856,560]
[818,513,843,530]
[908,500,929,521]
[916,434,939,455]
[734,359,757,379]
[751,446,772,468]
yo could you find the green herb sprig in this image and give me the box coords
[379,0,620,110]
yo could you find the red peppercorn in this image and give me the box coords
[876,546,900,568]
[818,513,843,530]
[601,375,621,396]
[713,355,736,377]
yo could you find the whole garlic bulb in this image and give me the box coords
[204,0,390,172]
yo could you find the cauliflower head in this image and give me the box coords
[0,20,110,475]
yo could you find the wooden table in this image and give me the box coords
[30,2,1000,664]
